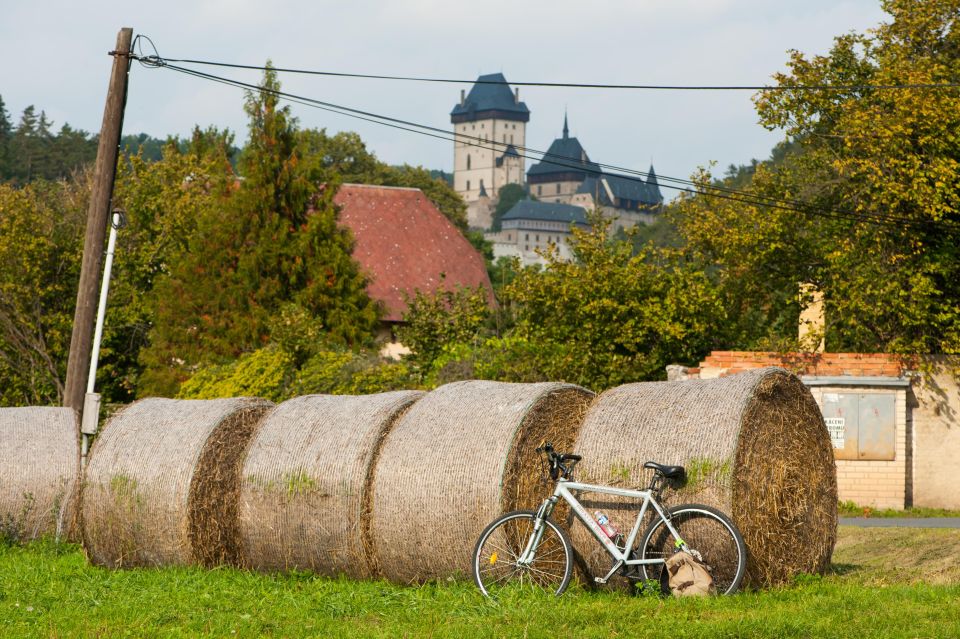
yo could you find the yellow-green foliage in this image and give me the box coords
[177,348,294,402]
[676,0,960,355]
[503,215,726,390]
[178,346,417,401]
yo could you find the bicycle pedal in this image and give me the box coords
[594,577,608,584]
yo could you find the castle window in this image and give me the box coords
[556,184,561,194]
[467,155,471,170]
[537,185,542,196]
[510,135,514,143]
[536,234,540,242]
[467,180,471,191]
[503,135,507,143]
[508,234,512,241]
[525,234,529,241]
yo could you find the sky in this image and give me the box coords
[1,1,890,198]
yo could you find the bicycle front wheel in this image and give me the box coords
[638,504,747,595]
[472,510,573,597]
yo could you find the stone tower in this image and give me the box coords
[451,73,529,228]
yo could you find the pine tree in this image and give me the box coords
[11,105,38,182]
[138,66,379,396]
[0,95,12,179]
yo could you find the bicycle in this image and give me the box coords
[472,443,747,597]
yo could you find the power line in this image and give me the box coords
[149,59,960,235]
[141,55,960,92]
[126,41,960,231]
[134,54,960,236]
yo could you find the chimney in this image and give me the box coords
[460,89,465,106]
[798,283,825,352]
[515,87,519,104]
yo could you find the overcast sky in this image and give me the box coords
[2,1,889,197]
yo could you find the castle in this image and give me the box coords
[450,73,663,264]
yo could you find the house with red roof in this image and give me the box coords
[333,184,494,354]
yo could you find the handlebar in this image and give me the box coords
[536,442,581,480]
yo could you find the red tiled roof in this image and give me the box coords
[334,184,494,322]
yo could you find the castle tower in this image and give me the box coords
[451,73,529,228]
[527,114,600,204]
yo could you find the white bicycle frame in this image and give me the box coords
[519,477,686,585]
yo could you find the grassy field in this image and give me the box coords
[837,501,960,519]
[2,527,959,638]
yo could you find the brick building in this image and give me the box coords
[670,351,960,510]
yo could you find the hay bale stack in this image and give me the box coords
[239,391,424,575]
[572,367,837,587]
[82,397,272,568]
[369,380,594,583]
[0,408,79,542]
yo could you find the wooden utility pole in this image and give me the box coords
[63,27,133,416]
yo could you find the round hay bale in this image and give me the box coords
[0,407,79,542]
[82,397,272,568]
[369,380,594,583]
[571,367,837,587]
[239,391,425,576]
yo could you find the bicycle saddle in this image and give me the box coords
[643,461,686,481]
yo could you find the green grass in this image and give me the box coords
[837,500,960,518]
[1,530,959,638]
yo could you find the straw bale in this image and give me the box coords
[369,380,593,583]
[82,397,272,568]
[238,391,424,576]
[0,408,79,542]
[572,368,836,587]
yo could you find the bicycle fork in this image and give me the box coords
[517,497,556,566]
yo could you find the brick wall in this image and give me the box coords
[697,351,906,379]
[688,351,911,509]
[912,361,960,509]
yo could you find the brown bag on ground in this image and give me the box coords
[665,550,716,596]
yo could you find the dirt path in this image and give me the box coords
[840,517,960,528]
[832,525,960,585]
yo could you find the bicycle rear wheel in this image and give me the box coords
[638,504,747,595]
[472,510,573,597]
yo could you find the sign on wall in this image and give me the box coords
[820,393,896,461]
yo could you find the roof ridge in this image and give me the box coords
[340,183,425,193]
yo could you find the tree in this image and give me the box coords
[100,131,237,402]
[504,215,726,390]
[679,0,960,354]
[491,183,528,231]
[396,285,491,366]
[138,67,379,397]
[0,177,87,405]
[0,95,12,178]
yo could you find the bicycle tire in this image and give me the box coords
[472,509,573,597]
[637,503,747,595]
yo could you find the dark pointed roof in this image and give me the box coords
[646,164,659,188]
[527,117,601,180]
[576,171,663,208]
[451,73,530,123]
[478,180,488,198]
[502,200,590,226]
